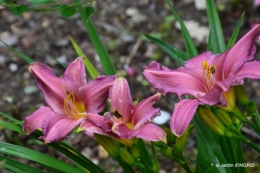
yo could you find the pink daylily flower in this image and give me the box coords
[23,58,116,143]
[81,77,166,143]
[143,24,260,137]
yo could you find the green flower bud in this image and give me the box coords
[175,124,194,154]
[215,109,233,128]
[130,144,140,160]
[231,113,242,129]
[234,85,249,108]
[197,106,226,136]
[220,87,236,111]
[161,145,172,157]
[119,148,135,165]
[162,126,176,144]
[246,101,258,116]
[94,134,121,159]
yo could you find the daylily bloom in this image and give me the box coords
[143,23,260,136]
[23,58,116,143]
[81,77,166,143]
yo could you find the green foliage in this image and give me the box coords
[85,6,95,19]
[9,5,28,15]
[29,0,52,5]
[59,5,76,17]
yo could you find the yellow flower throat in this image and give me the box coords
[63,92,86,119]
[202,60,216,79]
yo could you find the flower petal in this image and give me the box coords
[87,113,113,132]
[109,77,133,123]
[222,24,260,77]
[143,61,207,98]
[235,61,260,82]
[80,119,116,138]
[29,62,77,114]
[132,93,161,129]
[40,113,84,143]
[170,99,201,137]
[22,106,52,134]
[112,123,140,138]
[184,51,212,68]
[79,75,116,113]
[63,58,87,87]
[136,123,166,142]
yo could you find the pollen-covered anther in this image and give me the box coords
[202,60,216,79]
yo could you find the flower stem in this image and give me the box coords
[238,134,260,153]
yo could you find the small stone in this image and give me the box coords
[0,32,18,47]
[0,55,6,64]
[98,145,109,158]
[9,63,18,72]
[153,110,171,125]
[24,85,38,95]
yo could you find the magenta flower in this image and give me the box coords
[23,58,115,143]
[143,24,260,136]
[81,77,166,143]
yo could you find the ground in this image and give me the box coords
[1,0,260,172]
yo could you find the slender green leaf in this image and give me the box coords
[85,6,95,19]
[206,0,226,53]
[0,112,23,125]
[0,40,34,64]
[0,120,24,134]
[0,143,84,173]
[137,139,153,168]
[69,36,100,79]
[37,48,66,68]
[207,30,212,51]
[227,12,244,49]
[0,0,3,5]
[30,0,52,5]
[165,0,198,57]
[194,115,232,173]
[59,5,76,17]
[0,112,104,173]
[151,143,159,172]
[9,5,28,15]
[0,155,45,173]
[73,0,117,75]
[144,34,189,66]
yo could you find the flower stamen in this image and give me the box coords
[64,92,86,119]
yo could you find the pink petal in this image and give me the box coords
[63,58,87,87]
[40,113,84,143]
[132,93,161,129]
[222,24,260,77]
[235,61,260,82]
[112,123,140,138]
[184,51,212,68]
[170,99,201,137]
[80,119,116,138]
[109,77,133,123]
[23,106,52,134]
[143,61,207,98]
[136,123,166,142]
[29,62,77,114]
[79,75,116,113]
[87,113,113,132]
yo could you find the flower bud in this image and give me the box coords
[162,126,176,144]
[130,144,140,160]
[94,134,120,159]
[215,109,233,128]
[119,148,135,165]
[246,101,258,116]
[161,145,172,157]
[197,107,226,136]
[175,124,194,154]
[221,87,236,111]
[231,113,242,129]
[234,85,249,108]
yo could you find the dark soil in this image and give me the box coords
[1,0,260,172]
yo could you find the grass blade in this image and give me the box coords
[227,12,245,49]
[0,39,34,64]
[0,120,24,134]
[0,155,45,173]
[206,0,226,53]
[0,142,84,173]
[37,48,66,68]
[165,0,198,57]
[144,34,189,66]
[69,36,100,79]
[73,1,117,75]
[0,112,23,125]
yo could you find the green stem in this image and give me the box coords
[178,154,192,173]
[238,135,260,153]
[235,139,246,173]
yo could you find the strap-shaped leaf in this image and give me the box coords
[206,0,226,53]
[227,12,244,49]
[73,0,116,75]
[165,0,198,57]
[144,34,189,66]
[0,143,84,173]
[0,155,45,173]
